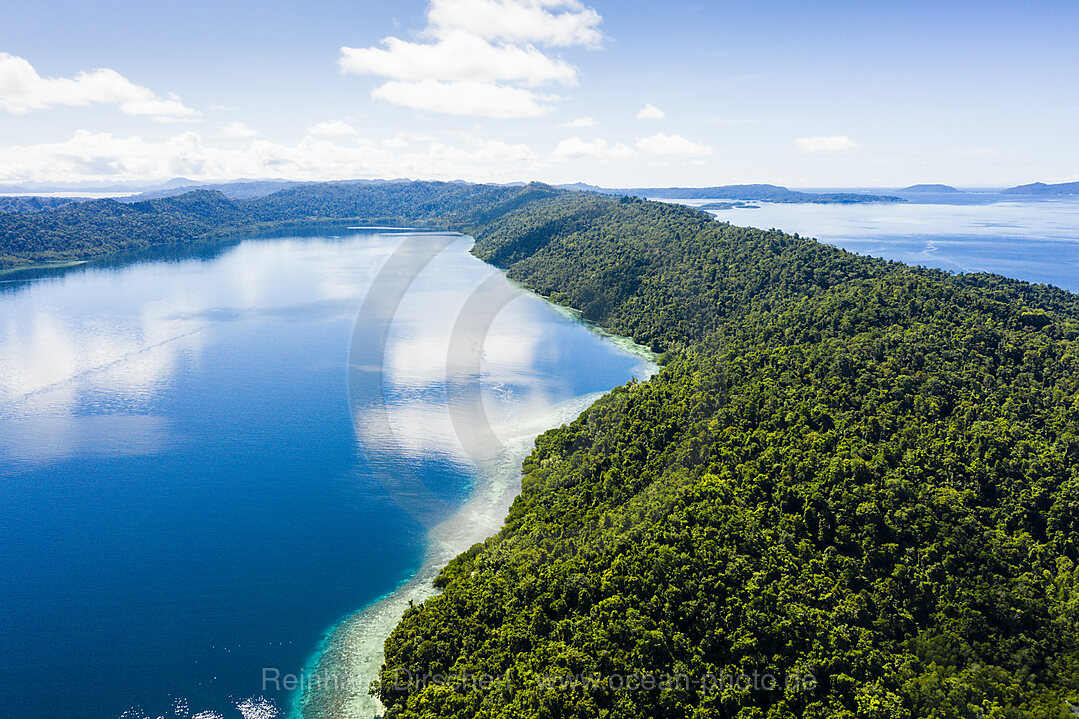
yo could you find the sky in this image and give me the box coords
[0,0,1076,188]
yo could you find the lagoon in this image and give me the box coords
[0,231,652,719]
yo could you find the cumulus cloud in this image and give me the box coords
[340,32,577,86]
[635,132,712,157]
[219,121,258,138]
[0,53,196,119]
[0,129,541,185]
[372,80,557,119]
[794,135,858,152]
[425,0,603,47]
[0,124,718,185]
[635,103,665,120]
[339,0,601,118]
[308,120,359,136]
[552,136,635,161]
[561,115,598,128]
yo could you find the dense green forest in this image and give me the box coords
[378,192,1079,718]
[0,196,78,214]
[0,190,249,268]
[0,182,556,269]
[3,181,1077,717]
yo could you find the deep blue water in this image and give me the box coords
[685,195,1079,292]
[0,232,649,719]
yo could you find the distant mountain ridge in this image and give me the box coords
[1004,181,1079,196]
[125,180,306,202]
[0,196,81,214]
[901,184,961,193]
[559,182,904,204]
[0,181,561,269]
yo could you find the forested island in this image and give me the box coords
[901,184,961,193]
[3,182,1078,718]
[1004,181,1079,196]
[0,182,559,269]
[698,201,760,210]
[379,188,1079,719]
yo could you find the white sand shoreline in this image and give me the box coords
[291,283,658,719]
[290,391,634,718]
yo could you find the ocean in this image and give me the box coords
[0,231,653,719]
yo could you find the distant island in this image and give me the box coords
[1004,180,1079,196]
[901,183,961,193]
[561,182,905,204]
[698,201,760,210]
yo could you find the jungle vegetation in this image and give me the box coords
[386,191,1079,719]
[0,182,557,269]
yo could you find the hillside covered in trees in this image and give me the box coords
[0,182,559,269]
[0,195,79,214]
[378,192,1079,718]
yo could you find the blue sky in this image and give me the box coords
[1,0,1076,187]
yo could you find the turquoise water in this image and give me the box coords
[689,195,1079,292]
[0,231,651,719]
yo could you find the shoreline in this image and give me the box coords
[292,311,657,718]
[0,259,89,277]
[289,391,644,718]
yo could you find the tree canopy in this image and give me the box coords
[381,190,1079,719]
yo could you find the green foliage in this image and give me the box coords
[0,196,78,214]
[0,190,248,268]
[380,191,1079,718]
[242,180,560,228]
[0,182,557,269]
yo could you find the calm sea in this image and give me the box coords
[683,191,1079,292]
[0,231,650,719]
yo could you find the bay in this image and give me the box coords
[0,231,653,719]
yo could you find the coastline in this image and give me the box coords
[290,391,646,718]
[292,309,657,719]
[0,258,89,277]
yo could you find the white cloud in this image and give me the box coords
[425,0,603,47]
[635,132,712,157]
[308,119,359,136]
[340,0,600,118]
[340,32,577,86]
[561,115,598,128]
[0,53,196,119]
[794,135,858,152]
[428,138,538,163]
[0,129,542,185]
[219,121,258,138]
[553,136,635,161]
[0,125,725,185]
[372,80,556,119]
[635,103,665,120]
